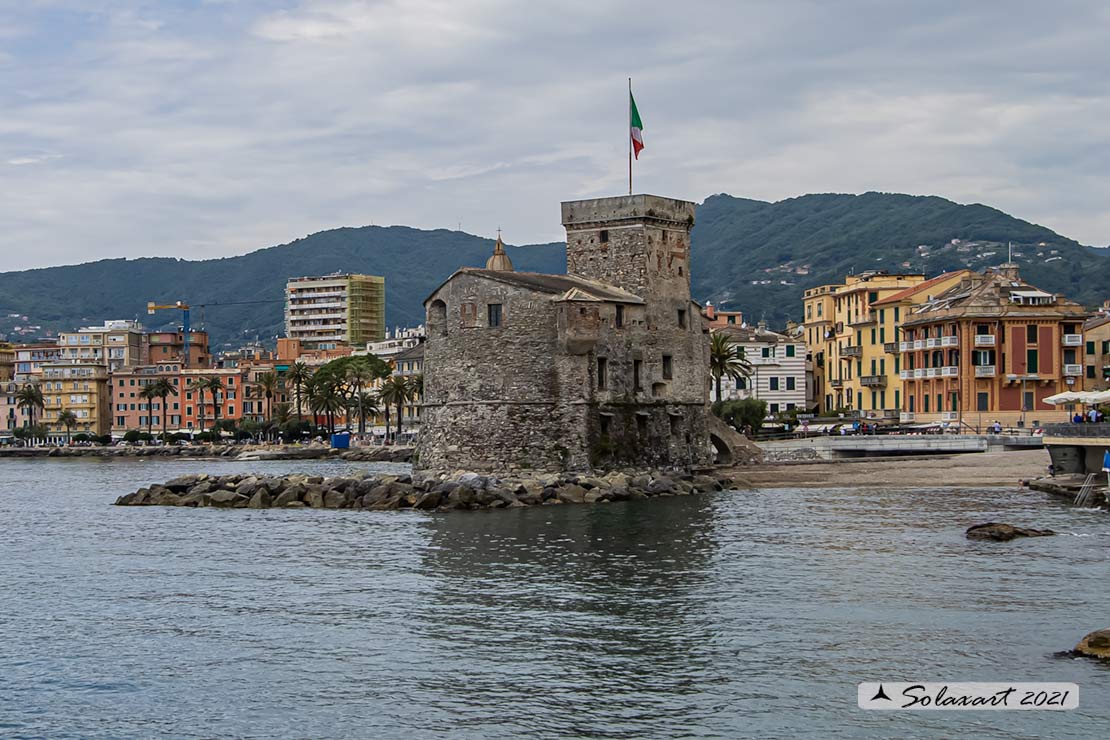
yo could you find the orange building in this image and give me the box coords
[143,330,210,368]
[704,305,744,329]
[900,265,1089,428]
[111,363,184,433]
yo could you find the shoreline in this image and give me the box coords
[734,448,1051,488]
[0,445,413,463]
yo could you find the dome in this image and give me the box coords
[485,233,514,272]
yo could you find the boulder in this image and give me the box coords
[966,523,1056,541]
[152,490,183,506]
[163,475,200,492]
[1074,629,1110,660]
[557,485,588,504]
[272,488,303,508]
[323,490,348,509]
[304,488,326,509]
[284,501,307,508]
[206,490,244,508]
[247,490,273,509]
[412,491,442,510]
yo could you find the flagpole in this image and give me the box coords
[628,77,633,195]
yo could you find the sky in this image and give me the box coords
[1,0,1109,271]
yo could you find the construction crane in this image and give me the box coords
[147,301,192,367]
[147,298,285,365]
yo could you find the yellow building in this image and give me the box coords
[40,361,111,440]
[804,272,926,415]
[0,341,13,382]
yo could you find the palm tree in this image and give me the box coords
[345,362,376,434]
[257,371,279,426]
[709,332,753,403]
[286,362,312,425]
[139,384,159,436]
[150,377,178,440]
[309,377,345,434]
[378,375,412,441]
[187,378,208,433]
[273,402,292,427]
[56,409,77,446]
[16,384,44,433]
[202,377,225,434]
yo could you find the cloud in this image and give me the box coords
[1,0,1109,275]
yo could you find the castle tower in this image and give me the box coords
[560,194,695,303]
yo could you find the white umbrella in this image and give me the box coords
[1044,391,1083,405]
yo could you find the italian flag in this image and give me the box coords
[630,91,644,159]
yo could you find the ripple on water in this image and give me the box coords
[0,458,1108,738]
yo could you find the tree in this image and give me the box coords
[308,376,345,434]
[15,384,44,443]
[272,402,292,427]
[709,332,752,403]
[715,398,768,435]
[149,378,178,440]
[257,371,279,427]
[286,362,312,425]
[378,375,412,440]
[139,384,159,437]
[187,378,209,432]
[56,409,77,445]
[202,377,226,432]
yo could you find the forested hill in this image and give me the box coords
[1,192,1105,347]
[690,192,1107,325]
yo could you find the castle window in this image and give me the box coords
[599,414,611,437]
[677,309,686,328]
[615,305,624,328]
[597,358,608,390]
[487,304,502,328]
[633,360,643,391]
[662,355,673,380]
[636,414,648,435]
[599,229,609,243]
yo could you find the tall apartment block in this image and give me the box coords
[284,274,386,351]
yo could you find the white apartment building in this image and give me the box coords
[713,324,807,414]
[57,320,144,372]
[284,273,385,350]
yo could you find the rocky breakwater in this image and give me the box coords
[114,469,748,512]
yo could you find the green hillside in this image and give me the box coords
[690,192,1106,326]
[0,192,1104,347]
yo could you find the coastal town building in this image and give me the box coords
[14,343,62,382]
[0,341,13,382]
[40,361,111,440]
[804,272,927,416]
[284,273,385,351]
[711,323,806,413]
[361,325,426,362]
[142,329,210,368]
[110,364,184,434]
[900,264,1089,427]
[179,368,248,430]
[419,193,713,473]
[1081,314,1110,391]
[705,305,744,330]
[392,341,424,427]
[57,320,143,372]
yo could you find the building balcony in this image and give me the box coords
[974,334,996,347]
[884,342,900,353]
[940,336,958,347]
[925,367,939,378]
[900,412,916,422]
[1064,364,1083,376]
[941,411,959,422]
[860,375,886,387]
[899,369,912,380]
[848,311,876,327]
[974,365,997,378]
[1062,334,1083,346]
[913,368,925,379]
[841,346,862,358]
[913,339,925,350]
[829,378,844,388]
[941,366,959,377]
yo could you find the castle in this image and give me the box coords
[416,194,712,473]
